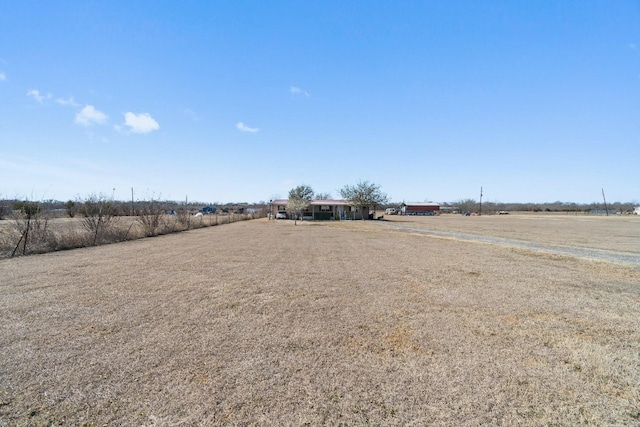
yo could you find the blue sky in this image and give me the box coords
[1,1,638,204]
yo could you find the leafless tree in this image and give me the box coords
[456,198,478,214]
[80,194,119,245]
[339,180,388,220]
[10,201,52,256]
[287,185,314,225]
[137,199,166,236]
[64,200,77,218]
[0,194,9,220]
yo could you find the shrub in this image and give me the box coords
[9,201,54,256]
[175,209,191,230]
[65,200,77,218]
[137,199,166,237]
[80,194,119,245]
[0,199,9,220]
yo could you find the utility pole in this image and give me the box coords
[479,186,483,216]
[131,187,134,216]
[602,188,609,216]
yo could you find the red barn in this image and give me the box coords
[401,202,440,216]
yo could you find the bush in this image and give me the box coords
[65,200,77,218]
[0,201,9,220]
[175,210,191,231]
[9,201,55,256]
[137,200,166,237]
[80,194,119,245]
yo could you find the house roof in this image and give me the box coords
[402,202,440,207]
[271,198,352,206]
[311,199,351,206]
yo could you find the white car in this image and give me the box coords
[276,212,287,219]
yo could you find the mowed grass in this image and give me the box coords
[1,216,639,425]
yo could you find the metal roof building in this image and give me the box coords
[401,202,440,215]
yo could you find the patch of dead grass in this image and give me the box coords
[0,218,639,425]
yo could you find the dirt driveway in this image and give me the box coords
[380,214,640,267]
[1,217,639,425]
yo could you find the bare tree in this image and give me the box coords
[456,198,478,215]
[80,194,119,245]
[315,192,332,200]
[64,200,77,218]
[137,199,166,236]
[339,180,388,220]
[287,185,314,225]
[0,194,8,220]
[10,201,51,256]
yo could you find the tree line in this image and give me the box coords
[0,194,259,257]
[283,182,637,219]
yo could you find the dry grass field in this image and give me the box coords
[1,215,639,425]
[0,213,248,258]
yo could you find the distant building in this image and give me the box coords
[400,202,440,216]
[634,206,640,215]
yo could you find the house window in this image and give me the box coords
[278,205,286,212]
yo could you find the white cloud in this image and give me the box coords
[236,121,259,133]
[123,112,159,134]
[57,96,80,107]
[0,73,5,81]
[75,105,108,126]
[27,89,51,103]
[290,86,310,97]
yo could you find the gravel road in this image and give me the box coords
[381,221,640,268]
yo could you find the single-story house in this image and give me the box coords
[271,199,370,220]
[401,202,440,216]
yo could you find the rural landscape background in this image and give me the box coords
[2,1,639,425]
[1,2,638,203]
[0,192,637,258]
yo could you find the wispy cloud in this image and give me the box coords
[629,42,637,50]
[75,105,108,126]
[236,121,260,133]
[0,73,5,81]
[27,89,51,103]
[290,86,310,97]
[123,112,159,134]
[184,108,199,121]
[56,96,80,107]
[82,130,109,143]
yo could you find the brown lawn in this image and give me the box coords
[1,215,639,425]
